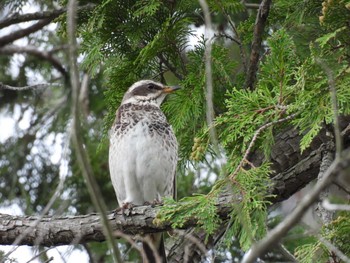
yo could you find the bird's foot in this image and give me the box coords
[114,202,135,219]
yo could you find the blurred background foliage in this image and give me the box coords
[1,0,350,262]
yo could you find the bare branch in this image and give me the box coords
[0,10,64,29]
[198,0,219,153]
[0,45,67,77]
[0,18,53,48]
[245,0,272,89]
[0,4,95,29]
[0,82,61,91]
[241,149,350,263]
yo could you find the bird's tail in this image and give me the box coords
[143,233,167,263]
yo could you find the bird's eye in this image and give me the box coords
[147,84,156,90]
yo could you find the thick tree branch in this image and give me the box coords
[0,195,233,246]
[244,0,272,89]
[0,45,67,77]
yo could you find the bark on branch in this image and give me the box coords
[0,194,234,247]
[245,0,272,89]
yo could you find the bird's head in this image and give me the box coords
[121,80,180,106]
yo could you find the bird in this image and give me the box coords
[109,79,179,263]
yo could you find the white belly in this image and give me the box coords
[109,121,177,205]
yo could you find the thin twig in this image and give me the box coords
[198,0,220,154]
[66,0,122,262]
[214,32,240,45]
[112,231,147,260]
[158,53,184,80]
[216,0,247,73]
[230,113,298,180]
[26,247,54,263]
[241,149,350,263]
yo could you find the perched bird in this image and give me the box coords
[109,80,179,263]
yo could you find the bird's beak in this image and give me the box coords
[163,85,181,94]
